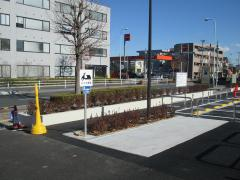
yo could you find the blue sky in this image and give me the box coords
[100,0,240,64]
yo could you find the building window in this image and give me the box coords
[16,16,50,31]
[0,13,10,26]
[0,65,11,78]
[87,10,107,22]
[56,24,72,34]
[17,65,50,77]
[87,29,107,40]
[16,0,50,10]
[89,48,107,57]
[56,44,74,55]
[0,38,10,51]
[55,2,72,14]
[55,66,75,77]
[16,40,50,53]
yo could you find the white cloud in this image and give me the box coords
[220,46,230,52]
[235,43,240,48]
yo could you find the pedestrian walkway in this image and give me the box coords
[64,116,227,157]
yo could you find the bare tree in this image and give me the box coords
[54,0,105,94]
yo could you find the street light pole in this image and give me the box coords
[119,28,128,79]
[147,0,152,119]
[205,18,217,87]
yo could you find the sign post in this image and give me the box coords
[176,72,187,87]
[80,70,93,137]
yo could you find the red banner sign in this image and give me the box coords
[124,34,131,41]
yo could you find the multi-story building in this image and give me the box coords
[0,0,110,78]
[110,50,173,78]
[174,43,227,80]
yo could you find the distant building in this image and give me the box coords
[174,43,227,80]
[110,50,173,78]
[0,0,110,78]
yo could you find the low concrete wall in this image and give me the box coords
[19,88,233,127]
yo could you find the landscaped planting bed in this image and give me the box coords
[88,105,175,136]
[27,84,208,115]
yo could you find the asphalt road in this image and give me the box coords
[1,92,240,179]
[0,130,182,180]
[0,83,179,108]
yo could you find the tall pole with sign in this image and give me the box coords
[80,69,93,137]
[124,33,131,74]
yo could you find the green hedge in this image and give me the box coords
[27,84,208,115]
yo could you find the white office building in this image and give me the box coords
[0,0,110,78]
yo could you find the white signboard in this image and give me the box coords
[232,74,237,84]
[176,72,187,87]
[80,70,93,87]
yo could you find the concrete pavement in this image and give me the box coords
[65,116,227,157]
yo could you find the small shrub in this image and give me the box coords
[89,105,175,135]
[27,84,208,115]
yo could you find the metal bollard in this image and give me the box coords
[233,100,236,121]
[191,98,193,116]
[202,91,204,104]
[208,91,210,104]
[104,79,107,87]
[162,96,164,106]
[196,99,200,117]
[38,80,41,90]
[64,80,67,89]
[7,82,10,89]
[101,106,104,117]
[171,96,173,108]
[184,93,186,107]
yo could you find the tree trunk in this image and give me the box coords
[75,56,81,94]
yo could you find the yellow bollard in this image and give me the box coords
[31,84,47,135]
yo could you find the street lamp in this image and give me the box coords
[204,17,217,87]
[147,0,152,119]
[119,28,128,79]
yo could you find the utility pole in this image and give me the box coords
[200,40,205,80]
[147,0,152,119]
[144,49,147,78]
[180,44,183,72]
[124,39,126,72]
[216,41,219,84]
[238,52,240,69]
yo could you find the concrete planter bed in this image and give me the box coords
[18,88,231,127]
[88,105,175,136]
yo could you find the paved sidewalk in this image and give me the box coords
[65,116,227,157]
